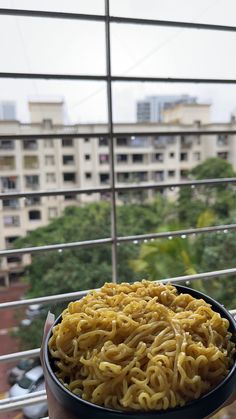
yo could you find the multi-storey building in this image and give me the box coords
[136,95,197,122]
[0,100,235,286]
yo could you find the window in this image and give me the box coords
[28,210,41,221]
[217,134,228,146]
[116,137,128,146]
[23,156,39,169]
[132,172,148,182]
[85,154,91,160]
[100,173,110,184]
[63,173,76,182]
[117,154,128,163]
[153,171,164,181]
[7,256,22,264]
[155,153,164,162]
[168,170,175,177]
[64,194,75,200]
[84,137,90,143]
[25,175,39,189]
[1,176,17,191]
[180,169,189,179]
[45,155,55,166]
[99,154,109,164]
[23,139,38,150]
[0,140,14,150]
[0,156,15,170]
[3,215,20,227]
[44,139,54,148]
[2,199,19,209]
[85,172,92,179]
[196,136,201,145]
[63,155,75,165]
[5,236,19,248]
[217,152,228,160]
[117,172,129,182]
[193,152,201,161]
[25,197,41,206]
[132,154,144,163]
[48,207,58,219]
[46,173,56,183]
[180,152,188,161]
[169,152,175,158]
[62,138,73,147]
[99,137,108,146]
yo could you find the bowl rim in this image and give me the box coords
[44,283,236,416]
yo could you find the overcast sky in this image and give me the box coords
[0,0,236,124]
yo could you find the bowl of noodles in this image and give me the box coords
[44,281,236,419]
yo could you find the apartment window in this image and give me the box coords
[1,176,17,191]
[5,236,19,248]
[116,137,128,146]
[63,155,75,165]
[23,139,38,150]
[25,175,39,189]
[48,207,58,219]
[64,194,75,200]
[3,215,20,227]
[0,156,15,170]
[44,139,54,148]
[117,154,128,163]
[23,155,39,169]
[180,169,189,179]
[85,172,92,179]
[46,173,56,183]
[169,152,175,158]
[193,152,201,161]
[217,151,228,160]
[84,137,90,143]
[63,173,76,182]
[217,134,228,146]
[196,136,201,145]
[45,155,55,166]
[85,154,91,160]
[180,152,188,161]
[153,171,164,181]
[2,199,19,210]
[168,170,175,177]
[132,172,148,182]
[155,153,164,162]
[99,154,109,164]
[99,137,108,146]
[100,173,110,184]
[132,154,144,163]
[28,210,41,221]
[25,197,41,206]
[7,256,22,264]
[0,139,14,150]
[117,172,129,182]
[62,138,73,147]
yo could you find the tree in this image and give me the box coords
[178,158,236,225]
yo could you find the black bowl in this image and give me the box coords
[44,284,236,419]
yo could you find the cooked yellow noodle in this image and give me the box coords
[48,280,235,411]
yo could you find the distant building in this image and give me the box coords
[0,101,16,120]
[136,95,197,123]
[0,100,235,287]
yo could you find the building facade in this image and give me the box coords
[0,100,235,286]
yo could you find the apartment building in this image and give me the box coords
[0,100,235,286]
[136,95,197,122]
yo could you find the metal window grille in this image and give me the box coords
[1,1,236,412]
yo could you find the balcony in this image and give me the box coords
[23,140,38,151]
[2,198,20,210]
[0,139,14,150]
[23,156,39,169]
[0,156,15,170]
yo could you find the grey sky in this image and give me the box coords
[0,0,236,124]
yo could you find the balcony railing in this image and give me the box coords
[1,1,236,416]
